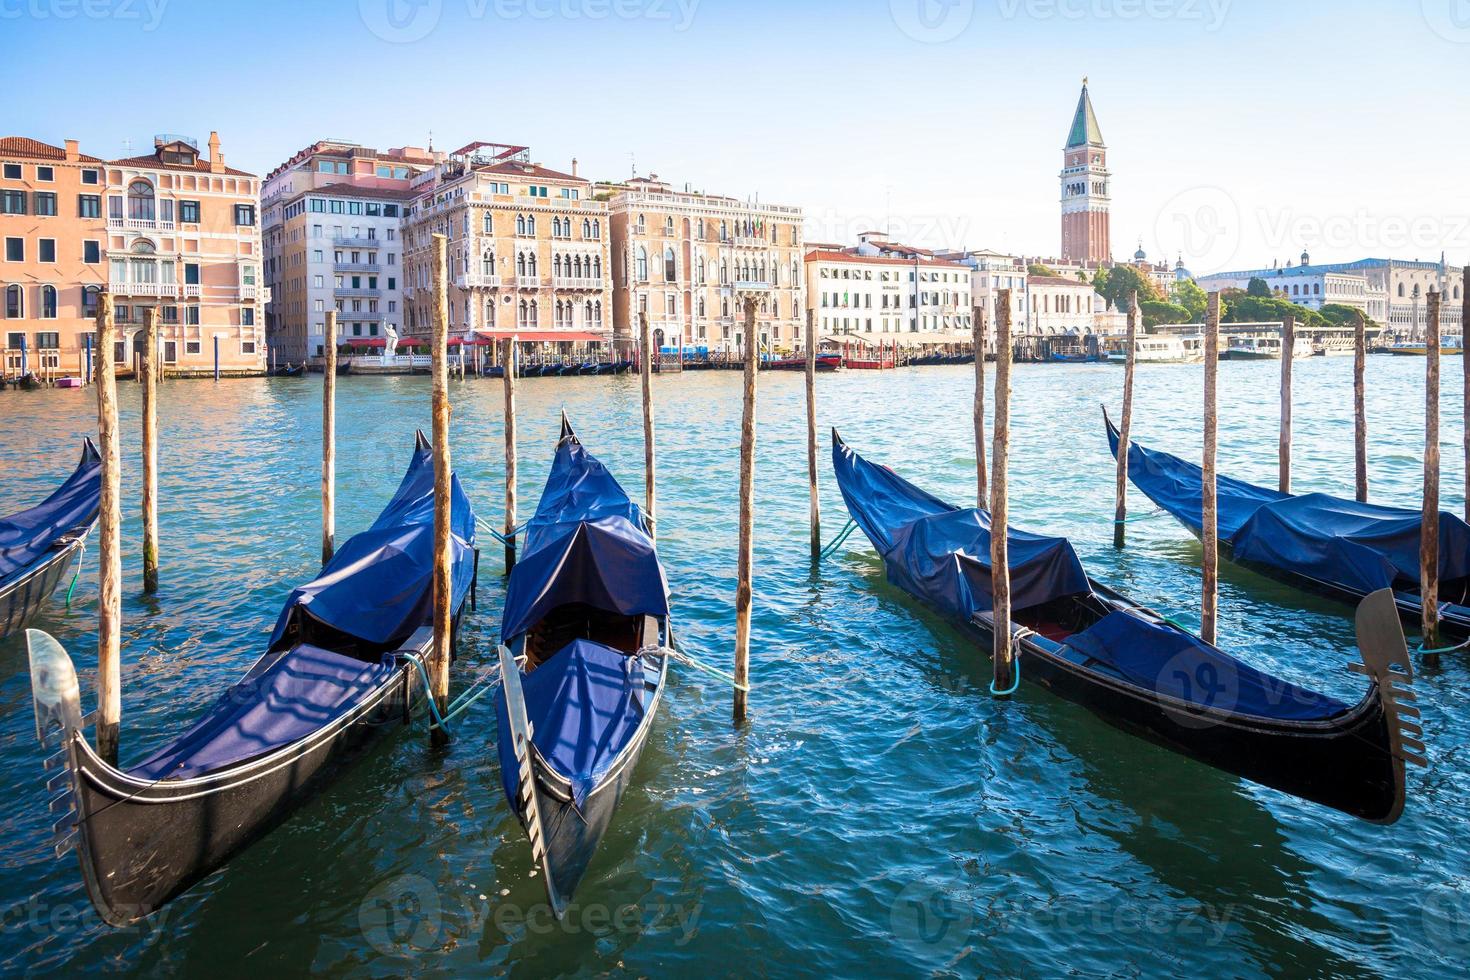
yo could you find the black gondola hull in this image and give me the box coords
[0,528,91,641]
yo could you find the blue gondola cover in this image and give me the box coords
[0,439,100,585]
[833,435,1089,616]
[1110,423,1470,594]
[495,638,647,810]
[500,434,668,640]
[268,435,477,650]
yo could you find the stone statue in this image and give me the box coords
[384,322,399,358]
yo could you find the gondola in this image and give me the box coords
[24,432,477,925]
[495,413,670,916]
[1,439,101,641]
[1105,408,1470,639]
[831,430,1423,823]
[272,363,306,377]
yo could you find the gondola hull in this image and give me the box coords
[32,627,432,926]
[0,528,91,640]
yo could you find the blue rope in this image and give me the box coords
[403,653,452,733]
[476,517,529,546]
[818,518,859,561]
[1413,635,1470,655]
[989,653,1021,697]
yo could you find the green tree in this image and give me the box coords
[1094,264,1160,312]
[1219,288,1325,329]
[1028,262,1057,277]
[1141,300,1191,328]
[1172,278,1208,321]
[1247,277,1272,298]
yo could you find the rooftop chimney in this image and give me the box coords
[572,157,578,178]
[64,139,79,162]
[208,130,225,174]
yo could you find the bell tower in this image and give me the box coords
[1060,78,1111,264]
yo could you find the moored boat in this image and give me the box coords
[1105,408,1470,639]
[1,440,101,640]
[832,430,1422,823]
[495,414,670,915]
[1107,335,1204,364]
[24,433,478,925]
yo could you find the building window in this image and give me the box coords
[186,340,201,355]
[33,192,56,216]
[180,200,201,223]
[2,163,20,179]
[5,237,22,262]
[38,239,55,262]
[1,190,25,215]
[2,284,22,318]
[81,168,99,185]
[637,247,648,282]
[234,204,256,226]
[40,285,56,318]
[36,330,59,348]
[241,307,255,326]
[82,285,99,317]
[35,165,53,182]
[664,247,676,282]
[127,179,155,221]
[79,194,101,218]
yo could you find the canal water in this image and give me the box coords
[1,357,1466,977]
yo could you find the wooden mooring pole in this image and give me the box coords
[1279,313,1294,494]
[502,336,518,572]
[141,306,159,593]
[1202,292,1221,646]
[639,311,656,540]
[1422,290,1442,647]
[96,292,121,765]
[972,303,987,508]
[806,309,820,557]
[1113,292,1138,548]
[1354,310,1368,503]
[322,311,337,564]
[733,298,758,723]
[429,234,452,737]
[991,289,1015,694]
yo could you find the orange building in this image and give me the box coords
[1,132,265,380]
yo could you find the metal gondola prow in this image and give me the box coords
[25,629,88,858]
[1350,588,1426,824]
[497,643,566,918]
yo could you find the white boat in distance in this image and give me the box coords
[1107,335,1205,364]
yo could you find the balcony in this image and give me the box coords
[735,280,773,292]
[733,235,766,248]
[108,280,176,298]
[334,261,382,274]
[334,286,381,298]
[240,284,270,302]
[505,275,543,289]
[332,236,381,249]
[108,216,176,232]
[552,276,602,291]
[182,283,201,298]
[336,310,385,322]
[456,273,502,289]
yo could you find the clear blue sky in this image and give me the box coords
[3,0,1467,272]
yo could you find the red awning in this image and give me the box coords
[474,330,608,343]
[341,337,386,348]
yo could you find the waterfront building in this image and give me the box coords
[2,132,264,377]
[261,140,441,362]
[1197,255,1464,336]
[1060,79,1112,265]
[402,142,610,347]
[1025,274,1104,337]
[599,174,805,352]
[806,232,971,344]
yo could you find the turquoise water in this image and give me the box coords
[1,358,1467,977]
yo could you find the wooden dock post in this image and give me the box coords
[806,308,820,557]
[140,306,160,593]
[1354,310,1368,503]
[95,292,121,765]
[1114,292,1139,548]
[991,289,1015,694]
[733,298,758,723]
[1202,292,1221,646]
[972,304,987,508]
[213,335,220,382]
[639,311,656,541]
[502,336,518,572]
[429,234,453,736]
[1279,313,1294,494]
[322,311,337,564]
[1422,290,1442,647]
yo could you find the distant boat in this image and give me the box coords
[1223,336,1314,360]
[1,439,100,639]
[766,353,843,371]
[1381,338,1464,356]
[1107,335,1204,364]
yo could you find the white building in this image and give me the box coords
[806,232,972,342]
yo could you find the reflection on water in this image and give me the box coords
[0,357,1466,975]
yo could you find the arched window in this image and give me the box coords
[593,255,601,278]
[4,283,21,318]
[663,246,676,282]
[482,250,495,275]
[720,260,728,284]
[593,219,600,238]
[483,212,493,234]
[83,285,100,318]
[594,300,602,324]
[697,296,706,317]
[585,300,593,323]
[128,179,155,221]
[516,253,527,276]
[527,252,537,276]
[1398,283,1405,297]
[664,216,674,236]
[516,214,526,236]
[582,219,591,239]
[553,254,563,277]
[485,297,495,326]
[41,285,56,318]
[636,247,648,282]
